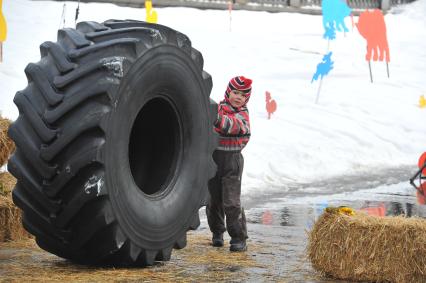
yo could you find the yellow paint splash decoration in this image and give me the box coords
[145,1,158,24]
[419,95,426,108]
[0,0,7,62]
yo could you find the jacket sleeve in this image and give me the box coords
[214,108,250,136]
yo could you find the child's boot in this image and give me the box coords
[212,233,224,247]
[230,238,247,252]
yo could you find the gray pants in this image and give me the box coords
[206,150,247,241]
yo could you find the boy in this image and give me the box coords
[207,76,252,252]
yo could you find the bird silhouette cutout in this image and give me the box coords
[420,95,426,108]
[0,0,7,42]
[145,1,158,24]
[265,91,277,119]
[312,52,334,83]
[356,9,390,62]
[322,0,351,40]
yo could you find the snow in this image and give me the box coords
[1,0,425,197]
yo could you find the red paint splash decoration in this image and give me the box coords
[356,9,390,82]
[265,91,277,119]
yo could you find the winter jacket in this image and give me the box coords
[214,100,250,151]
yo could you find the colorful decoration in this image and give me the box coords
[356,9,390,82]
[418,152,426,175]
[417,188,425,205]
[415,153,426,205]
[145,0,158,24]
[322,0,352,40]
[356,9,390,63]
[312,0,349,103]
[312,52,334,83]
[410,152,426,205]
[265,91,277,119]
[0,0,7,63]
[360,203,385,217]
[312,52,334,104]
[420,95,426,108]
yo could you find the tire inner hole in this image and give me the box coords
[129,97,180,195]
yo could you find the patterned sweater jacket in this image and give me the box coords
[214,99,251,151]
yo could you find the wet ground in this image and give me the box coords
[1,176,425,282]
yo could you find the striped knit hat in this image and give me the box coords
[225,76,253,101]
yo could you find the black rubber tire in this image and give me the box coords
[7,20,217,266]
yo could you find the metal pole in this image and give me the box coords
[368,61,373,83]
[228,1,232,32]
[315,77,323,104]
[75,0,80,28]
[315,39,330,104]
[386,62,390,78]
[59,3,66,29]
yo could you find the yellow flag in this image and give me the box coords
[145,0,152,11]
[0,0,7,42]
[145,0,157,24]
[147,10,157,24]
[420,95,426,108]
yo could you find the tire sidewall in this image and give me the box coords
[105,45,211,249]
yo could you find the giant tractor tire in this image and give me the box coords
[7,20,217,266]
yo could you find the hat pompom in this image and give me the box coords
[240,76,252,87]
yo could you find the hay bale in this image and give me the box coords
[0,172,29,242]
[308,208,426,282]
[0,200,29,242]
[0,171,16,196]
[0,116,15,167]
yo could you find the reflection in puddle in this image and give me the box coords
[248,198,426,228]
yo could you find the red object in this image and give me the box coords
[262,210,273,225]
[417,187,425,205]
[418,152,426,175]
[360,203,386,217]
[265,91,277,119]
[356,9,390,62]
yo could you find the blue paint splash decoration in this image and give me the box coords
[311,52,334,83]
[324,25,336,41]
[322,0,352,40]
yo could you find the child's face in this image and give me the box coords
[228,90,248,108]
